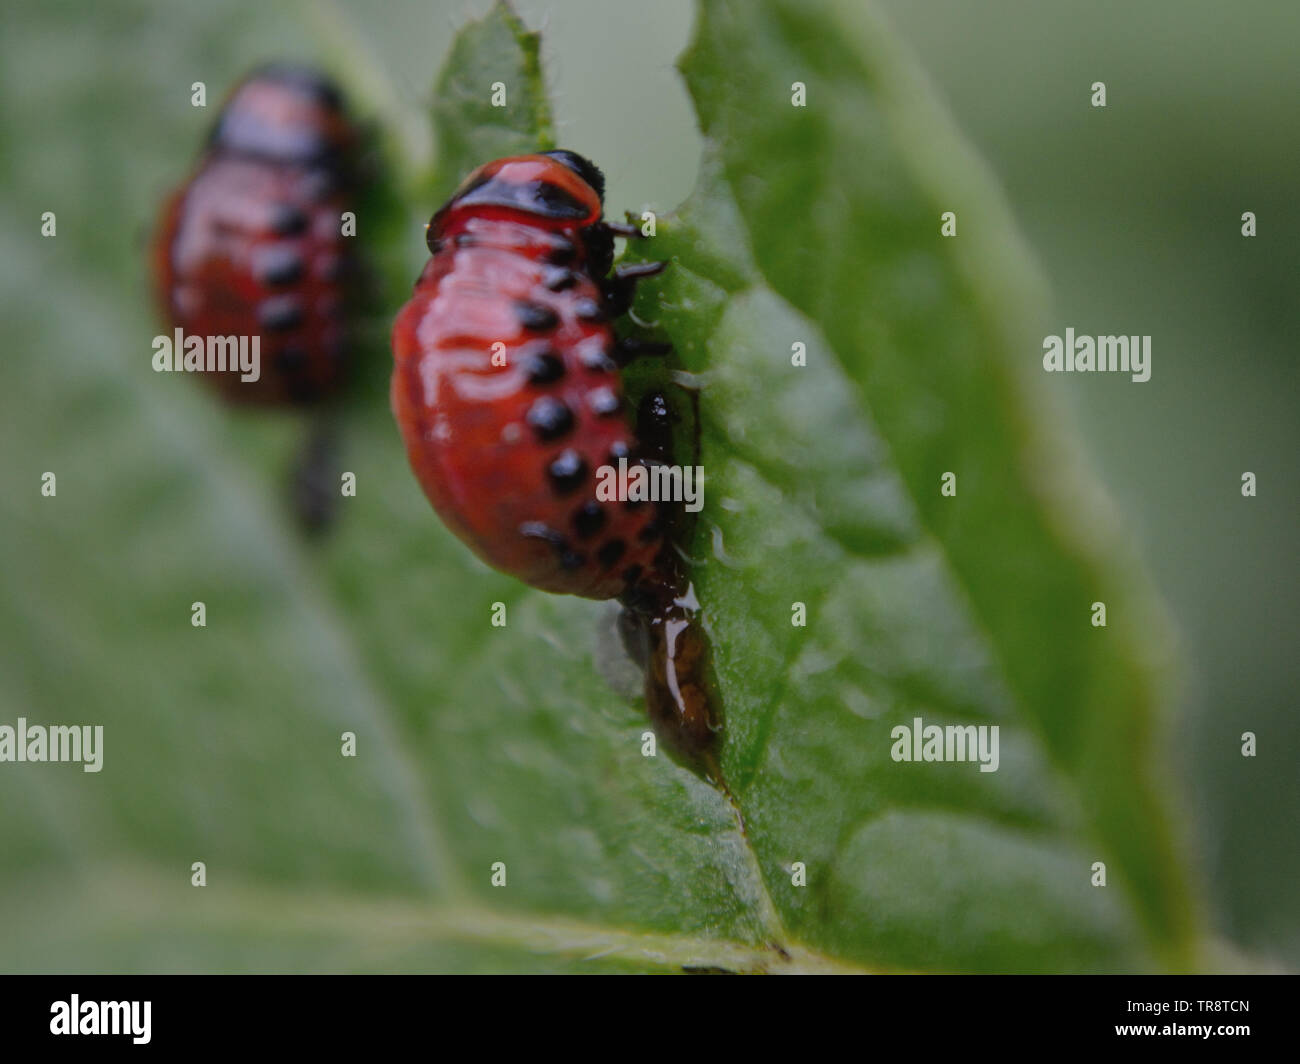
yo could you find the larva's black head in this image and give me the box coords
[542,150,605,202]
[210,63,352,165]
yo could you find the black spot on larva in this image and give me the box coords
[623,495,646,511]
[542,265,578,291]
[597,539,626,568]
[621,564,643,585]
[300,168,338,202]
[258,295,304,332]
[276,345,308,374]
[637,518,664,543]
[269,203,309,236]
[587,387,621,417]
[560,549,587,571]
[526,396,574,441]
[523,350,566,385]
[547,449,587,495]
[254,244,305,286]
[515,300,559,332]
[573,500,606,539]
[545,238,576,264]
[574,297,605,323]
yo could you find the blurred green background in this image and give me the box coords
[875,0,1300,967]
[1,0,1295,969]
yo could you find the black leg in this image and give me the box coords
[289,415,341,535]
[613,336,673,366]
[605,259,668,317]
[615,261,667,282]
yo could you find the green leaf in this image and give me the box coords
[618,0,1200,970]
[0,0,779,976]
[0,0,1200,974]
[428,1,554,201]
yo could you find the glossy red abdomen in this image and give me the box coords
[391,153,664,600]
[153,65,361,404]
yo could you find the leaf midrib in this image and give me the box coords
[8,864,877,975]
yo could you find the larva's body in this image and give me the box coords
[391,151,723,774]
[153,65,362,405]
[391,152,665,600]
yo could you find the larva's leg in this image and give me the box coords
[289,414,340,535]
[603,220,642,238]
[613,335,672,367]
[604,260,668,318]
